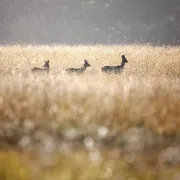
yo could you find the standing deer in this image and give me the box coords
[102,55,128,74]
[31,60,50,73]
[65,59,91,74]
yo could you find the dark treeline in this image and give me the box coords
[0,0,180,45]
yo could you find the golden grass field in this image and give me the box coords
[0,45,180,132]
[0,44,180,179]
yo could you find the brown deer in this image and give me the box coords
[31,60,50,73]
[102,55,128,74]
[65,59,91,74]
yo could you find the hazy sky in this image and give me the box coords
[0,0,180,45]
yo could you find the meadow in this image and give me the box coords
[0,44,180,180]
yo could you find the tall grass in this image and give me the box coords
[0,45,180,134]
[1,44,180,179]
[0,44,180,76]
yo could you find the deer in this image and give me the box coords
[65,59,91,74]
[31,60,50,73]
[102,55,128,74]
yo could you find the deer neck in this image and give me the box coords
[120,60,126,68]
[81,65,88,71]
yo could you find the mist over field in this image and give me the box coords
[1,0,180,45]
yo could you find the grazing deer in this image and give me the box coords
[31,60,50,73]
[65,59,91,74]
[102,55,128,74]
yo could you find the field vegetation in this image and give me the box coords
[0,44,180,179]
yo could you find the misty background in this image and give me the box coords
[0,0,180,45]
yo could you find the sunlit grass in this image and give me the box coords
[0,44,180,179]
[0,44,180,133]
[1,44,180,76]
[0,74,180,134]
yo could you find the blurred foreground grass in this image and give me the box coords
[0,74,180,134]
[0,45,180,179]
[0,149,180,180]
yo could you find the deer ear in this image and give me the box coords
[44,60,47,63]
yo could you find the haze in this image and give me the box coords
[0,0,180,45]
